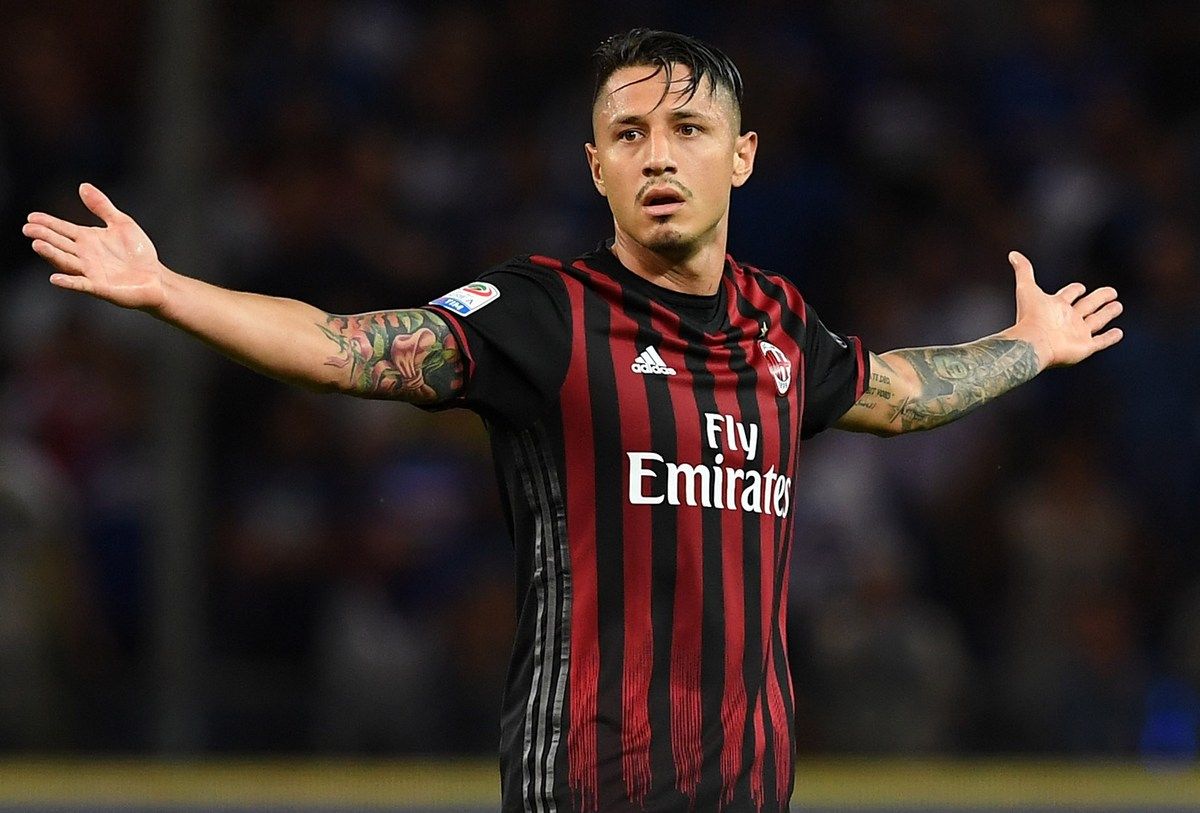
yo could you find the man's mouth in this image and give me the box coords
[640,187,687,217]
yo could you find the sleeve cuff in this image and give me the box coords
[851,335,869,400]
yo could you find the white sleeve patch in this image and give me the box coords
[429,281,500,316]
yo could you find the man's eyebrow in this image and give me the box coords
[666,108,714,121]
[608,108,716,127]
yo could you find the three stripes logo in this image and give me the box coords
[630,345,677,376]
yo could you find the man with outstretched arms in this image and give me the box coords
[23,29,1122,813]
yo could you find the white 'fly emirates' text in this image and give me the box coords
[625,413,792,517]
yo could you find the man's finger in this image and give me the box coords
[1092,327,1124,352]
[32,239,85,275]
[28,211,83,240]
[1008,251,1037,290]
[1055,282,1087,303]
[1074,286,1118,316]
[49,272,95,295]
[23,222,77,256]
[1084,300,1123,332]
[79,182,127,226]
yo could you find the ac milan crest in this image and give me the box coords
[758,340,792,396]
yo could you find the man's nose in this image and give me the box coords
[642,130,677,176]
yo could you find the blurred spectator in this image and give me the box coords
[0,440,82,748]
[314,409,509,752]
[803,554,970,753]
[997,436,1144,751]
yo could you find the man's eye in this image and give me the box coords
[619,130,641,142]
[679,124,699,136]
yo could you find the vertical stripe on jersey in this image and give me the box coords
[510,424,571,813]
[775,342,805,805]
[641,305,702,805]
[772,343,803,806]
[719,282,768,808]
[576,265,632,813]
[512,426,548,812]
[746,265,810,807]
[557,269,600,813]
[531,427,574,811]
[620,290,687,809]
[754,288,787,811]
[604,285,655,808]
[540,427,575,811]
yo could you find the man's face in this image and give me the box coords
[587,64,757,261]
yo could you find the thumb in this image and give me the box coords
[1008,250,1038,292]
[79,182,127,226]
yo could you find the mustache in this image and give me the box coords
[635,179,692,203]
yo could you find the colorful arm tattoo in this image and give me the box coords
[318,309,464,403]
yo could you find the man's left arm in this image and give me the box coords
[836,251,1124,437]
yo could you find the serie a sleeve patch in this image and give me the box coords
[429,281,501,316]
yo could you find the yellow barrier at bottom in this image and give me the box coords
[0,759,499,808]
[0,759,1198,808]
[792,760,1200,808]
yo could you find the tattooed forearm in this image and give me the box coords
[846,356,902,417]
[859,369,894,407]
[886,338,1039,432]
[318,309,463,403]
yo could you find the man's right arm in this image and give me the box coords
[23,183,464,404]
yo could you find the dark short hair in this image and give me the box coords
[591,29,744,118]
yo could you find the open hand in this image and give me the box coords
[23,183,167,312]
[1008,250,1124,369]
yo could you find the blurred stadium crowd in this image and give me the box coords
[0,0,1197,759]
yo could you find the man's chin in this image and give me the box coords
[644,228,696,261]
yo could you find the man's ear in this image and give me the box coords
[731,131,758,188]
[585,142,607,197]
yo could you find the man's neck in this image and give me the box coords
[610,230,727,296]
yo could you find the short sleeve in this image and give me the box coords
[423,257,571,427]
[801,302,869,439]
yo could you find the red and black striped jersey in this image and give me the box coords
[425,243,869,812]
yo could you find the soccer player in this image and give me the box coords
[22,29,1122,813]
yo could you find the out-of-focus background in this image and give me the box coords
[0,0,1197,809]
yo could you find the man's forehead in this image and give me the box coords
[595,63,727,121]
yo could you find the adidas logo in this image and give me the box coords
[631,345,677,376]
